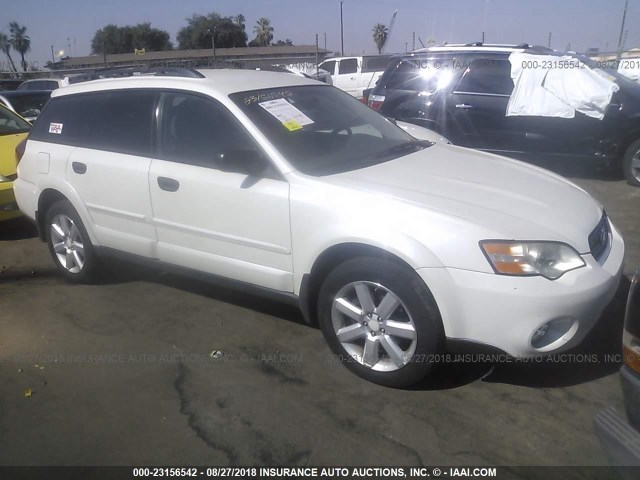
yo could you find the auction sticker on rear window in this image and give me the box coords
[258,98,313,131]
[49,123,63,134]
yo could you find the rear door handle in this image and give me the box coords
[157,176,180,192]
[455,103,474,110]
[72,162,87,174]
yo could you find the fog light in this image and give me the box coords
[530,317,578,351]
[531,324,549,346]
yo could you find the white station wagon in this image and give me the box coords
[14,68,624,387]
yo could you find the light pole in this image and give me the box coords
[50,45,55,63]
[340,1,344,55]
[617,0,629,60]
[208,27,216,66]
[324,32,327,51]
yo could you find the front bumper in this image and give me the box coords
[594,366,640,467]
[416,223,624,357]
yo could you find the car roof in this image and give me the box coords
[410,44,556,55]
[51,69,323,99]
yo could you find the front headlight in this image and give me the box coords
[480,241,586,280]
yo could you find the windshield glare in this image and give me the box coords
[230,85,429,176]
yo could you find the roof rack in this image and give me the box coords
[67,66,204,85]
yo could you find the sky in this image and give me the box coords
[0,0,637,69]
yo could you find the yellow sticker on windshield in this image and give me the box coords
[283,120,302,131]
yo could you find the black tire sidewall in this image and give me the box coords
[44,200,97,283]
[318,256,444,388]
[623,140,640,187]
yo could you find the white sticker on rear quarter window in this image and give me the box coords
[49,123,63,134]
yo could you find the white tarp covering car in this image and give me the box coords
[618,58,640,83]
[507,52,619,120]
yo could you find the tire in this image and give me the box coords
[623,139,640,187]
[44,199,98,283]
[318,256,444,388]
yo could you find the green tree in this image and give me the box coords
[91,23,172,55]
[235,14,246,31]
[177,13,247,49]
[274,39,294,46]
[253,18,274,47]
[0,32,17,73]
[9,22,30,71]
[372,23,388,54]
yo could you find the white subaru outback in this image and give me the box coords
[13,68,624,387]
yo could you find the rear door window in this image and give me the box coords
[338,58,358,75]
[89,90,157,157]
[454,58,514,95]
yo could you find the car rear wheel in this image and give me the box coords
[318,256,444,388]
[45,200,98,283]
[623,140,640,187]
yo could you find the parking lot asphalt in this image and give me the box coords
[0,162,638,474]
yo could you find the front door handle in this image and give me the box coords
[455,103,474,110]
[157,176,180,192]
[72,162,87,174]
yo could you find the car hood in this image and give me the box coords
[322,144,603,253]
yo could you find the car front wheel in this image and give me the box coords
[318,256,444,388]
[45,199,98,283]
[623,139,640,187]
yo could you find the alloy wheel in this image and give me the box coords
[331,281,418,372]
[50,214,85,274]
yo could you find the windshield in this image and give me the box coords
[0,105,30,135]
[4,92,51,119]
[230,85,430,176]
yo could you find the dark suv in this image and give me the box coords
[369,43,640,186]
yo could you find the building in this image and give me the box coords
[50,45,330,73]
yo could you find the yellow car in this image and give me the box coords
[0,103,30,221]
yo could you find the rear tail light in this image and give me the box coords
[15,138,26,164]
[368,94,385,111]
[623,331,640,374]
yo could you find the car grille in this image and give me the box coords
[588,213,611,264]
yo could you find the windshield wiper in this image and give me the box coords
[375,139,433,158]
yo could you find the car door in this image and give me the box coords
[64,90,158,257]
[334,58,360,97]
[149,91,293,292]
[447,57,525,151]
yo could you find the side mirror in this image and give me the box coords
[216,148,266,177]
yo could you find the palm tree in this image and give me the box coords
[9,22,30,71]
[0,32,17,74]
[253,18,273,47]
[372,23,388,54]
[235,14,246,31]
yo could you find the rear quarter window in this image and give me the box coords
[29,95,96,145]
